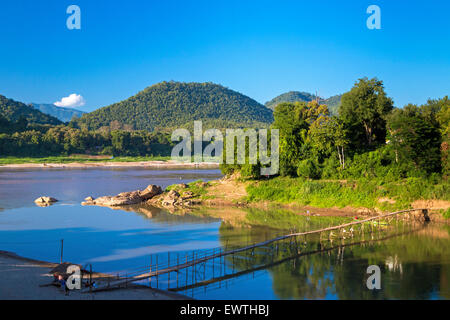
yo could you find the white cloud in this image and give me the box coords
[54,93,86,108]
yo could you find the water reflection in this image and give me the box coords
[216,221,450,300]
[0,168,449,299]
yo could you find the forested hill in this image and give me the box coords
[31,103,85,123]
[73,82,274,131]
[265,91,318,110]
[265,91,342,115]
[0,95,62,125]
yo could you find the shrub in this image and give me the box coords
[297,159,321,179]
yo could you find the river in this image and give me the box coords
[0,168,449,299]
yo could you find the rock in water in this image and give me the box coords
[82,185,162,207]
[139,185,163,200]
[35,196,58,207]
[162,190,180,206]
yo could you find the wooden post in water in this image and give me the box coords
[89,264,92,293]
[149,255,152,287]
[60,239,64,264]
[212,249,215,278]
[156,255,159,289]
[168,252,170,289]
[422,209,430,222]
[185,255,188,287]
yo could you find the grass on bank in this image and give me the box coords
[246,176,450,212]
[165,180,213,199]
[0,155,172,165]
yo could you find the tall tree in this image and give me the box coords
[387,104,442,174]
[339,77,393,148]
[272,101,329,176]
[309,116,348,169]
[434,96,450,177]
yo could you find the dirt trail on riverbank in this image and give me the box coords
[198,177,450,221]
[202,177,249,205]
[0,251,186,300]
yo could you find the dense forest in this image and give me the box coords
[265,91,342,115]
[1,78,448,177]
[72,81,274,132]
[222,77,449,181]
[0,95,62,125]
[265,91,318,110]
[0,116,172,157]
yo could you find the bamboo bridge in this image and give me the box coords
[82,208,430,294]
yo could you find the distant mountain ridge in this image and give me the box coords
[73,81,274,131]
[0,95,62,125]
[265,91,318,110]
[31,103,85,123]
[265,91,342,115]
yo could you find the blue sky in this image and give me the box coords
[0,0,448,112]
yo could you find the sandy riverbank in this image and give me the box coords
[0,161,220,169]
[0,251,188,300]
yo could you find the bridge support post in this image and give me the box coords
[422,209,430,222]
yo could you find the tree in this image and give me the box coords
[339,77,393,148]
[272,102,309,176]
[309,116,348,170]
[387,104,441,174]
[434,96,450,177]
[271,101,330,176]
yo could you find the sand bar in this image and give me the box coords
[0,161,220,169]
[0,251,189,300]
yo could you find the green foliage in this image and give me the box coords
[339,77,393,148]
[296,159,321,179]
[0,95,62,125]
[165,180,210,199]
[246,176,450,210]
[387,104,442,174]
[264,91,342,116]
[219,128,278,179]
[435,96,450,177]
[265,91,318,110]
[0,115,28,134]
[240,163,261,179]
[0,126,173,157]
[441,208,450,219]
[308,115,348,168]
[272,101,328,177]
[73,81,274,132]
[323,94,342,116]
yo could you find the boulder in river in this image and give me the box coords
[82,185,162,207]
[34,196,58,207]
[161,190,180,206]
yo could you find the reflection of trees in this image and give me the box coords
[218,221,450,300]
[111,204,220,224]
[270,249,335,299]
[334,226,450,300]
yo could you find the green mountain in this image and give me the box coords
[31,103,85,123]
[323,94,342,116]
[73,81,274,131]
[0,95,62,125]
[265,91,318,110]
[265,91,342,115]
